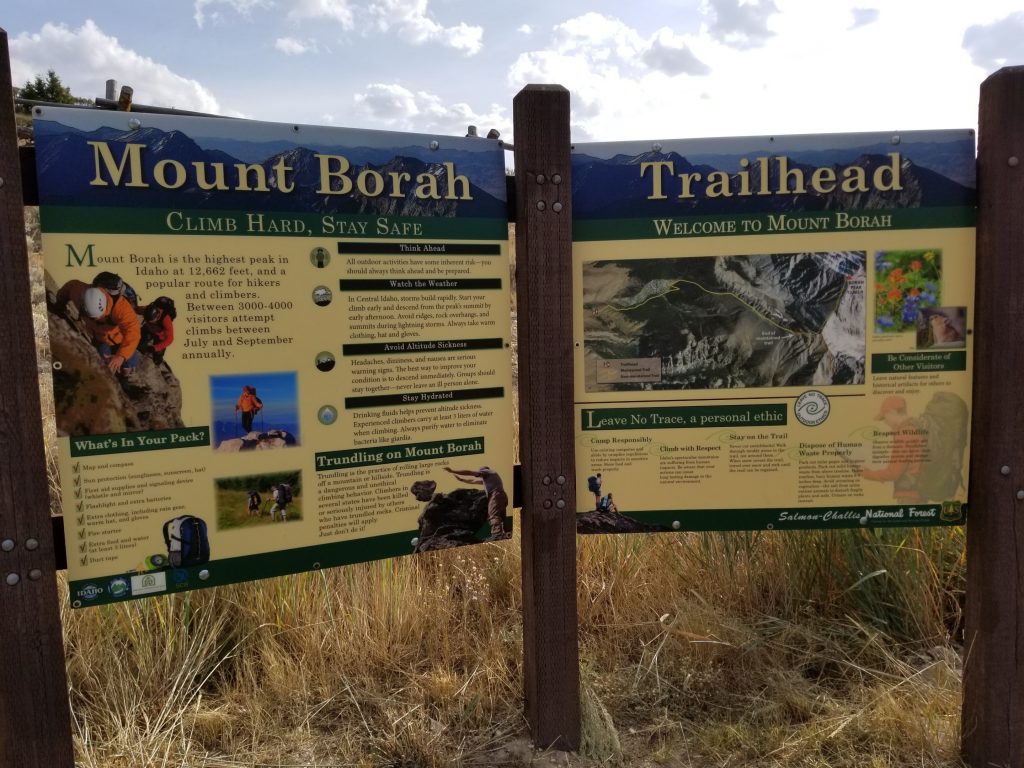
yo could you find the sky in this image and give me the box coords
[6,1,1024,146]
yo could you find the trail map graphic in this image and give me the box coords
[583,252,866,392]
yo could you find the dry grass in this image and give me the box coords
[27,213,967,766]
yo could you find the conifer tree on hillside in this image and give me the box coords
[17,70,89,112]
[20,70,73,103]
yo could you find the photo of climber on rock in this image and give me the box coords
[444,465,510,539]
[55,278,141,375]
[211,372,300,449]
[236,385,263,433]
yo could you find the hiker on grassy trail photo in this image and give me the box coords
[214,471,302,529]
[54,278,142,375]
[247,489,262,517]
[236,385,263,432]
[444,465,509,539]
[270,482,293,522]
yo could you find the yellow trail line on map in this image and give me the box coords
[602,277,848,339]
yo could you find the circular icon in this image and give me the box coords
[108,577,130,598]
[318,405,338,425]
[794,390,830,427]
[310,246,331,269]
[315,351,336,372]
[313,285,333,306]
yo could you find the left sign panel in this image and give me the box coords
[34,107,513,607]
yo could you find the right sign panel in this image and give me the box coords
[572,131,975,532]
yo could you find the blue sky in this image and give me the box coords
[7,1,1024,143]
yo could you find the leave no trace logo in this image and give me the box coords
[795,391,830,427]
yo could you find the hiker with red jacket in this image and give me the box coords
[235,385,263,432]
[139,298,176,364]
[55,278,141,375]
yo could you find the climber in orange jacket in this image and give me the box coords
[235,385,263,433]
[55,279,142,374]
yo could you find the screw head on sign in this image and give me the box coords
[5,573,19,586]
[199,569,210,581]
[552,202,563,213]
[429,141,440,151]
[128,118,141,130]
[536,174,546,184]
[537,201,546,211]
[552,174,562,184]
[25,538,39,551]
[672,521,681,530]
[1009,157,1020,167]
[29,569,42,581]
[1,540,14,552]
[556,475,566,485]
[411,538,420,547]
[1002,466,1012,476]
[555,500,566,509]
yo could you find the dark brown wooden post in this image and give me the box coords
[0,29,76,768]
[963,65,1024,767]
[513,84,581,750]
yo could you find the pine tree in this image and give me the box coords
[18,70,75,109]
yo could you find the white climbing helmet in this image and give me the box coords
[82,287,108,318]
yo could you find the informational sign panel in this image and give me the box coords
[572,131,975,532]
[34,107,512,606]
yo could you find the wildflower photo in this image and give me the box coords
[874,249,941,333]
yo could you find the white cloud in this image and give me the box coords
[642,28,711,76]
[366,0,483,55]
[518,24,533,35]
[226,0,482,52]
[507,2,999,143]
[10,20,223,114]
[963,12,1024,71]
[193,0,271,29]
[509,13,708,136]
[275,36,316,54]
[849,7,879,29]
[353,82,507,136]
[287,0,356,29]
[700,0,778,49]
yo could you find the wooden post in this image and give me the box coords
[0,29,76,768]
[963,65,1024,767]
[513,84,581,750]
